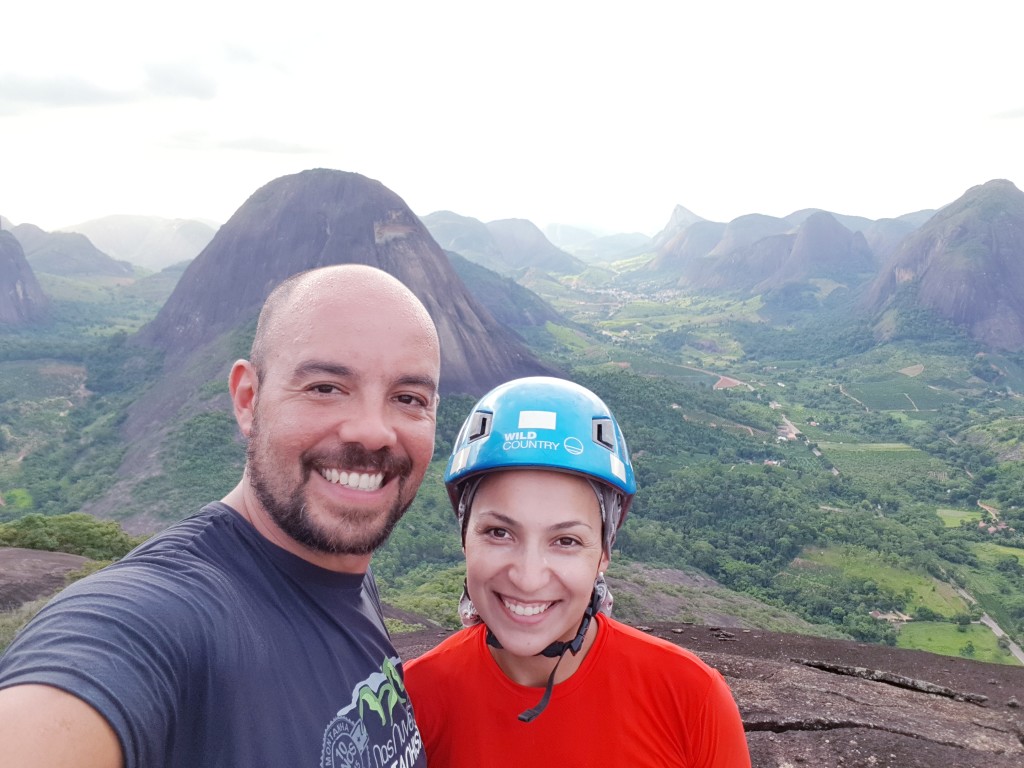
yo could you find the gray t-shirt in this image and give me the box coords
[0,502,426,768]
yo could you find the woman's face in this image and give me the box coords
[464,469,609,658]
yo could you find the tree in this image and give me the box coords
[0,513,143,561]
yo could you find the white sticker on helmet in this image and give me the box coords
[518,410,557,430]
[610,454,626,481]
[452,447,469,473]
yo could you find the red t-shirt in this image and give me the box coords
[404,614,750,767]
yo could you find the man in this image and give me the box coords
[0,264,438,767]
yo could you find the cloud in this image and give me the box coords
[0,65,217,115]
[992,107,1024,120]
[145,64,217,100]
[0,74,137,111]
[218,137,320,154]
[166,131,318,155]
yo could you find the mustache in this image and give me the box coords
[302,443,413,478]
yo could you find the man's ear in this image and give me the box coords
[229,360,258,437]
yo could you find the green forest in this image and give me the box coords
[2,266,1023,664]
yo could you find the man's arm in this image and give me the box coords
[0,683,123,768]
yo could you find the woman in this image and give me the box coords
[404,377,750,767]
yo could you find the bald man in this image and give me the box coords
[0,265,438,768]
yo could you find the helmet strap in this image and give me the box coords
[485,587,602,722]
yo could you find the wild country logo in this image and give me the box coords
[321,656,423,768]
[503,430,585,455]
[503,430,560,451]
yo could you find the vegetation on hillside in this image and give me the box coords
[1,259,1023,664]
[0,513,144,561]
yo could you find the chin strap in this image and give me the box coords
[485,588,602,723]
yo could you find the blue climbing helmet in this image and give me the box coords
[445,376,637,531]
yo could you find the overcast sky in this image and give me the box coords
[2,1,1020,236]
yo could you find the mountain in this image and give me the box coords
[420,211,505,272]
[139,169,556,395]
[652,204,707,251]
[782,209,931,265]
[861,216,925,263]
[61,215,217,271]
[866,179,1024,350]
[687,232,795,293]
[11,224,134,278]
[757,211,875,291]
[672,212,877,296]
[479,218,586,274]
[444,252,565,330]
[423,213,585,275]
[784,208,874,233]
[706,214,792,259]
[0,230,49,325]
[645,207,929,284]
[646,220,727,277]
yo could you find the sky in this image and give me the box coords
[2,1,1021,236]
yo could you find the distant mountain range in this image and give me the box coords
[60,215,217,271]
[629,180,1024,350]
[422,211,587,275]
[0,215,212,301]
[4,175,1024,354]
[4,169,1024,536]
[11,223,134,278]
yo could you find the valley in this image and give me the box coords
[2,173,1024,672]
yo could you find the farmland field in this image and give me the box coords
[816,441,953,484]
[937,508,982,528]
[842,378,961,411]
[973,541,1024,566]
[958,542,1024,637]
[799,546,968,617]
[896,621,1020,665]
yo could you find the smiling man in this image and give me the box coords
[0,265,438,768]
[227,264,439,571]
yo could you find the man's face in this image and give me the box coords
[243,287,439,557]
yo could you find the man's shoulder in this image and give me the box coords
[55,503,250,610]
[121,502,247,567]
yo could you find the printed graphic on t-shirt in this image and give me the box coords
[321,656,423,768]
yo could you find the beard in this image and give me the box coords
[246,412,416,556]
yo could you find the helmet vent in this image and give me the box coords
[468,411,492,441]
[593,418,615,450]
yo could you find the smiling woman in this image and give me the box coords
[404,376,751,767]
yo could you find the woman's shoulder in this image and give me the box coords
[599,617,723,677]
